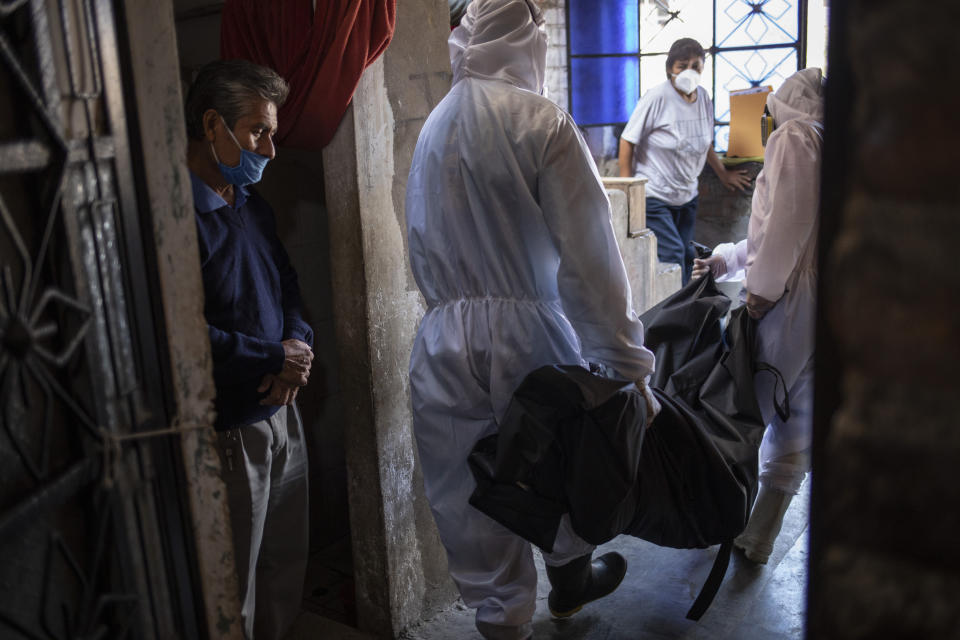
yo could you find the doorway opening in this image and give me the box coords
[173,1,358,630]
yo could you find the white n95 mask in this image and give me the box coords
[672,68,701,95]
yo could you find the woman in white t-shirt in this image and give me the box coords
[618,38,750,284]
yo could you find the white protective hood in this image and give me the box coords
[408,0,654,414]
[766,67,824,127]
[449,0,547,93]
[713,65,825,393]
[748,67,824,420]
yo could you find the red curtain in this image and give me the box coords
[220,0,397,150]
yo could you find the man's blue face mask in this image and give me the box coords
[213,115,270,186]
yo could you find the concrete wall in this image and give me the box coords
[172,1,221,84]
[603,178,681,313]
[322,0,455,635]
[807,1,960,637]
[694,161,763,250]
[258,151,351,550]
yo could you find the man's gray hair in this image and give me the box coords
[184,59,290,140]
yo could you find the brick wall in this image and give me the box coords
[807,1,960,637]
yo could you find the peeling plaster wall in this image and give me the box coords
[322,0,454,635]
[119,1,241,637]
[352,56,435,626]
[380,4,457,618]
[322,103,390,632]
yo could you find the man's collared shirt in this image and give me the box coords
[191,171,313,429]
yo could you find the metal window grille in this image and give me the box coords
[566,0,808,151]
[0,1,201,638]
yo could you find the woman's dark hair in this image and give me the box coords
[184,59,290,140]
[665,38,706,76]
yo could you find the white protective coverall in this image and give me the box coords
[406,0,656,636]
[712,67,824,494]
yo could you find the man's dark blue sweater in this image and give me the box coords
[191,171,314,430]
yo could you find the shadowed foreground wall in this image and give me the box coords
[808,2,960,637]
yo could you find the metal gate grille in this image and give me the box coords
[0,1,200,638]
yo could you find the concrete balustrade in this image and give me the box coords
[602,177,682,315]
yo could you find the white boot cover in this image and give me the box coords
[734,483,794,564]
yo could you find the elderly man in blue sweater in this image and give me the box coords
[185,59,314,640]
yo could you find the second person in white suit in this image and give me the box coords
[693,67,825,564]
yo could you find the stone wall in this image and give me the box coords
[807,1,960,637]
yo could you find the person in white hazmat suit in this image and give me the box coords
[405,1,659,638]
[692,67,825,564]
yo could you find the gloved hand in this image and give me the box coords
[692,254,727,279]
[637,378,661,428]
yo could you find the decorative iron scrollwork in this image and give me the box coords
[0,0,183,637]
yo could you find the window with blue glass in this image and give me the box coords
[567,0,808,152]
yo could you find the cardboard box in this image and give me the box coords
[726,85,773,158]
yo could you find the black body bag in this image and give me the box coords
[468,274,781,620]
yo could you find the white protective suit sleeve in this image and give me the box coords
[713,239,748,281]
[537,114,655,382]
[745,121,821,302]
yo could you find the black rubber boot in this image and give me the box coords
[545,552,628,618]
